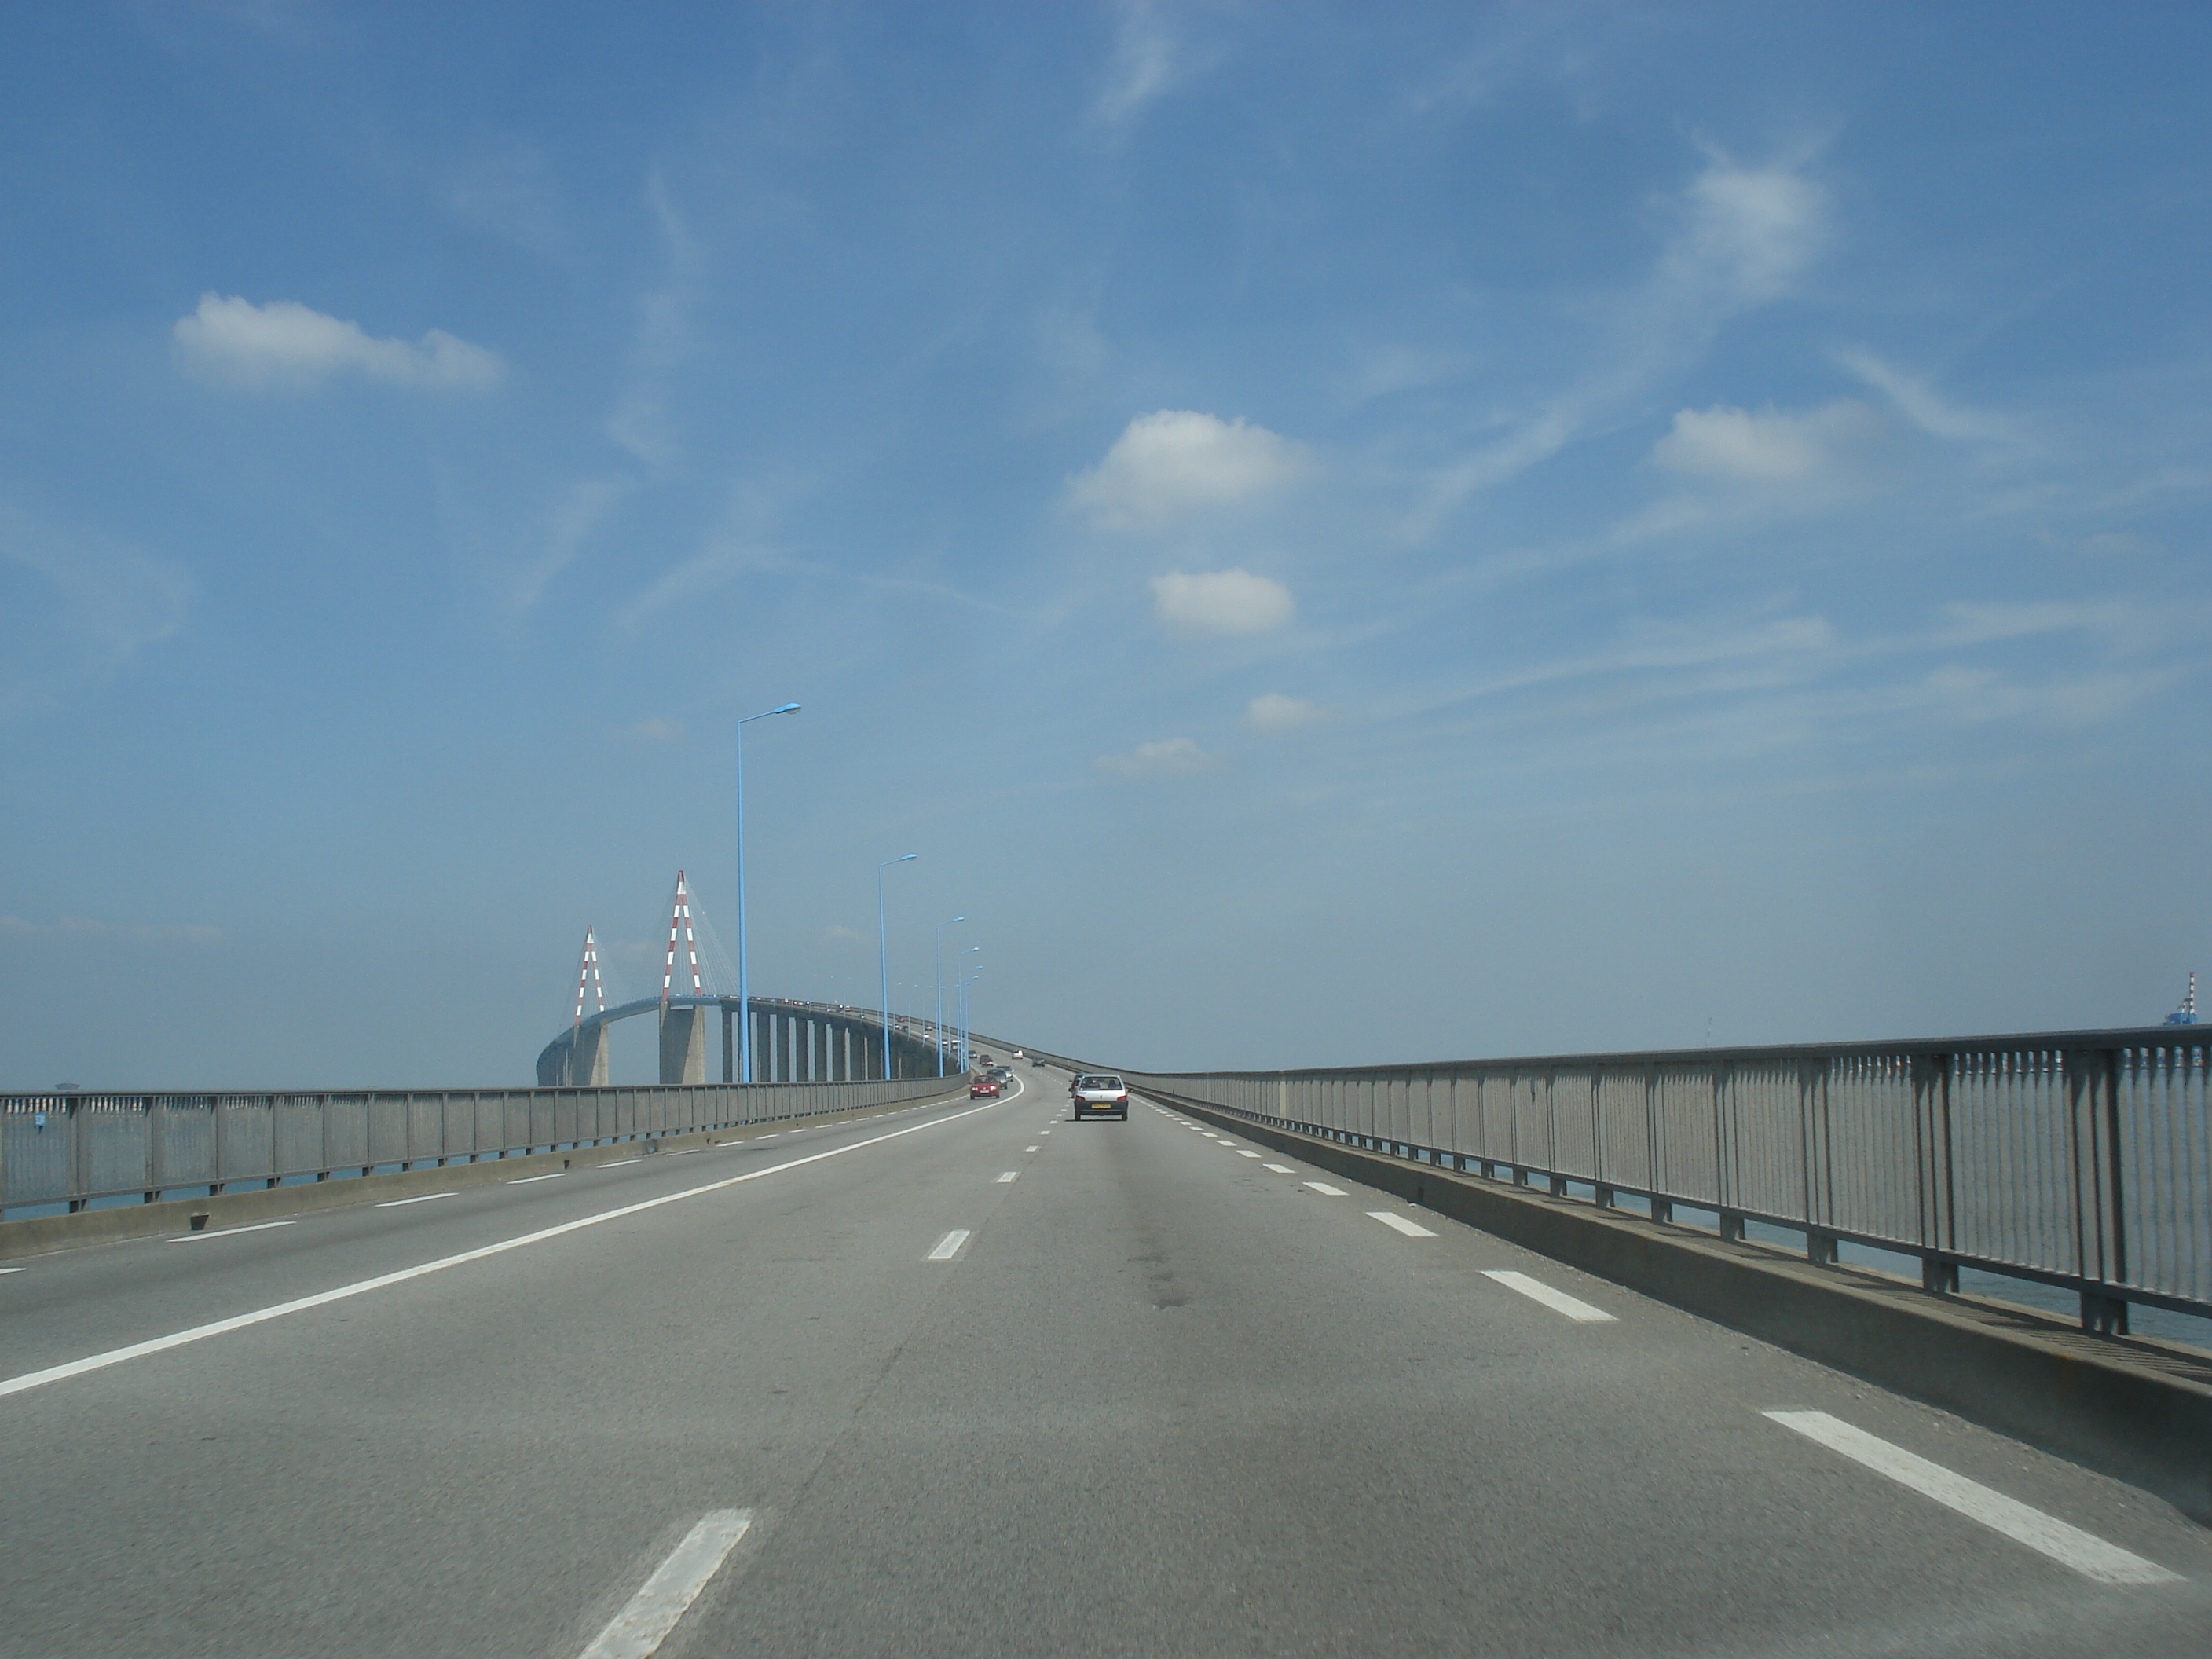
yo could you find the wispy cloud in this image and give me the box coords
[173,295,504,391]
[0,496,192,714]
[1095,736,1221,778]
[1244,693,1331,734]
[0,914,221,944]
[1092,0,1218,128]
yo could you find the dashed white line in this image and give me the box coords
[1025,1145,1039,1152]
[927,1229,972,1261]
[600,1159,639,1167]
[1368,1210,1437,1237]
[375,1192,457,1208]
[1482,1269,1616,1323]
[1236,1150,1262,1159]
[1763,1411,2181,1584]
[168,1221,295,1243]
[1263,1164,1294,1174]
[996,1171,1019,1183]
[0,1267,24,1276]
[1304,1181,1346,1196]
[575,1509,754,1659]
[507,1171,566,1185]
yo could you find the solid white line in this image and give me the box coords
[927,1229,971,1261]
[1482,1269,1617,1323]
[168,1221,295,1243]
[577,1509,754,1659]
[0,1090,987,1403]
[1263,1164,1294,1174]
[1304,1182,1346,1196]
[1763,1411,2181,1585]
[996,1171,1019,1183]
[0,1267,24,1276]
[1368,1210,1437,1237]
[599,1159,639,1167]
[507,1171,566,1185]
[375,1192,457,1208]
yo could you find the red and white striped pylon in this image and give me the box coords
[660,870,704,1008]
[572,926,605,1031]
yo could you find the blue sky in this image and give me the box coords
[2,2,2207,1088]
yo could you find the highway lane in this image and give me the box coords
[2,1059,2207,1657]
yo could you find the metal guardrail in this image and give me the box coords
[0,1073,961,1219]
[991,1027,2211,1335]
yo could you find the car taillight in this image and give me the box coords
[1115,1093,1128,1103]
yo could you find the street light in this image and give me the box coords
[877,853,917,1078]
[959,962,983,1074]
[956,945,980,1071]
[735,701,801,1083]
[933,914,965,1077]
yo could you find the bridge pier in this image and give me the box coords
[658,1004,709,1085]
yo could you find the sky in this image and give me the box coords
[2,2,2208,1090]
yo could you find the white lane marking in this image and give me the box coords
[1024,1145,1039,1152]
[0,1267,24,1275]
[1368,1210,1438,1237]
[1040,1131,1050,1137]
[1763,1411,2181,1585]
[1482,1269,1617,1323]
[1236,1150,1262,1159]
[577,1509,754,1659]
[996,1171,1019,1183]
[168,1221,295,1243]
[0,1090,986,1403]
[927,1229,972,1261]
[1304,1182,1346,1196]
[599,1159,639,1167]
[1264,1164,1294,1174]
[375,1192,457,1208]
[507,1171,566,1185]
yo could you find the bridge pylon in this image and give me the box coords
[657,872,710,1084]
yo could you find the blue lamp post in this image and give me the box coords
[877,853,917,1078]
[955,945,980,1071]
[735,702,801,1083]
[932,914,965,1076]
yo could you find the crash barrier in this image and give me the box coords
[991,1027,2210,1336]
[0,1073,960,1218]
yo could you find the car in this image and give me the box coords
[969,1077,1002,1098]
[1070,1073,1130,1119]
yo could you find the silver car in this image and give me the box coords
[1070,1073,1130,1120]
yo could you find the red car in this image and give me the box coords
[969,1077,1002,1098]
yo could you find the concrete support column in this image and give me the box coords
[658,1005,709,1086]
[721,1006,735,1084]
[569,1022,610,1087]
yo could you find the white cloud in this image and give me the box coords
[1243,693,1330,734]
[1095,737,1220,778]
[1151,569,1295,636]
[1072,410,1306,529]
[1663,155,1828,306]
[1652,401,1879,482]
[173,294,504,391]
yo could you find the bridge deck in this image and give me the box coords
[1,1064,2205,1656]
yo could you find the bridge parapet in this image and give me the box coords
[991,1025,2212,1339]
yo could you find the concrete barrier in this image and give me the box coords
[0,1084,970,1264]
[1142,1082,2212,1528]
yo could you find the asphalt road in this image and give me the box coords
[2,1060,2207,1657]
